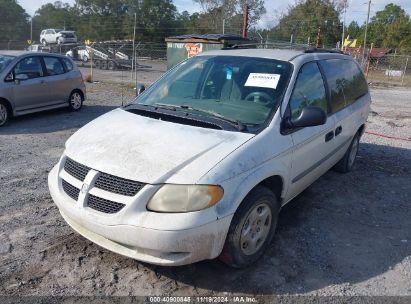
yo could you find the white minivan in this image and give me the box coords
[48,48,371,267]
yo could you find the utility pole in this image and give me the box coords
[222,19,225,34]
[341,0,347,50]
[30,17,33,42]
[316,26,321,48]
[363,0,372,63]
[132,12,136,81]
[242,6,249,38]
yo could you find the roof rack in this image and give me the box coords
[304,48,346,54]
[222,43,345,52]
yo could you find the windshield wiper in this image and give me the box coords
[179,105,246,131]
[150,103,246,131]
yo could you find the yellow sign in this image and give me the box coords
[344,38,357,48]
[27,40,32,45]
[85,40,91,45]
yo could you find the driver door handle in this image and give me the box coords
[325,131,334,142]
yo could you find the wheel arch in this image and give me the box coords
[70,89,84,101]
[0,97,13,117]
[358,124,366,137]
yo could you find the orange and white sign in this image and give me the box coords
[185,43,203,58]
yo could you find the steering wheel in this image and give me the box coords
[245,91,273,106]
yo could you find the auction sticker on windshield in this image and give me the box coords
[244,73,281,89]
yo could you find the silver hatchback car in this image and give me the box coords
[0,51,86,126]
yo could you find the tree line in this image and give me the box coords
[0,0,410,53]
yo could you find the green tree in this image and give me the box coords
[0,0,29,41]
[268,0,343,47]
[194,0,266,33]
[367,3,411,52]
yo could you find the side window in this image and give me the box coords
[344,60,368,105]
[289,62,328,119]
[62,58,74,72]
[14,56,44,79]
[319,59,346,113]
[43,57,65,75]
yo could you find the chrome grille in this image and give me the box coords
[87,195,125,214]
[62,180,80,201]
[94,173,145,196]
[64,157,90,181]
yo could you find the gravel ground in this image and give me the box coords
[0,66,410,298]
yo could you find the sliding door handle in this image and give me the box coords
[335,126,342,136]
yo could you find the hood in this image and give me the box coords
[65,108,254,184]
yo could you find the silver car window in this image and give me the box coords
[14,56,44,79]
[43,57,65,76]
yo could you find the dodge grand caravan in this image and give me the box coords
[48,48,371,268]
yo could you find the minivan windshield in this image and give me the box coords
[134,55,292,127]
[0,55,15,73]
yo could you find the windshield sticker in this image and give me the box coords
[226,66,233,80]
[244,73,281,89]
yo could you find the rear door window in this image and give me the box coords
[320,59,368,113]
[289,62,328,119]
[43,57,65,75]
[14,56,44,79]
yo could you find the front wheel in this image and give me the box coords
[333,133,360,173]
[68,91,83,111]
[219,186,280,268]
[0,101,10,127]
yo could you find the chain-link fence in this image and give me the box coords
[364,55,410,87]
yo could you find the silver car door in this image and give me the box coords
[42,56,71,104]
[12,56,48,112]
[285,62,337,200]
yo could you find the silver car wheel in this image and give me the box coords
[348,136,359,168]
[0,104,8,126]
[70,93,82,110]
[240,203,272,256]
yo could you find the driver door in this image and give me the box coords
[285,62,336,200]
[11,56,47,112]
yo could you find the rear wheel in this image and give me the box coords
[219,186,280,268]
[333,133,360,173]
[68,91,83,111]
[100,60,108,70]
[0,101,10,127]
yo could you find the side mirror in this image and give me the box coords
[5,72,14,82]
[137,84,146,96]
[15,74,29,81]
[284,106,327,129]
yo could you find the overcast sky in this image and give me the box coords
[18,0,411,28]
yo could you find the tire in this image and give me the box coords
[68,91,83,111]
[108,61,116,70]
[42,39,47,46]
[82,55,88,63]
[0,100,10,127]
[94,60,101,69]
[219,186,280,268]
[333,132,360,173]
[100,60,108,70]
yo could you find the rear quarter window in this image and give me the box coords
[62,57,74,71]
[320,59,369,113]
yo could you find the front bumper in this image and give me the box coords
[48,163,232,266]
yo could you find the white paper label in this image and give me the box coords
[244,73,281,89]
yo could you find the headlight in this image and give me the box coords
[147,184,224,213]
